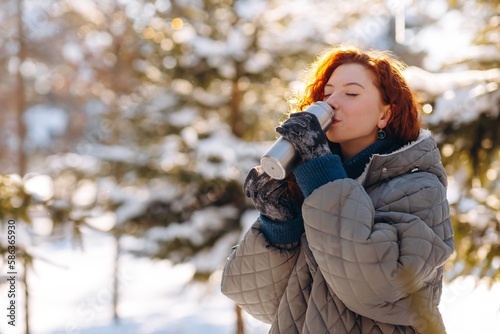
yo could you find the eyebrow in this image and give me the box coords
[325,82,365,89]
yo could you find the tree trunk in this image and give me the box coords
[16,0,27,176]
[112,233,121,323]
[236,304,245,334]
[17,2,29,333]
[230,64,244,138]
[22,253,30,334]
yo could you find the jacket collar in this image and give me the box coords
[357,129,447,188]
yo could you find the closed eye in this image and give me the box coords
[346,93,358,97]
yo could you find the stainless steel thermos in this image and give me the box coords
[260,101,335,180]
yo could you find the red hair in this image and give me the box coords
[294,45,421,143]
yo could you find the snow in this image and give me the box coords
[430,85,500,126]
[63,43,85,64]
[45,153,101,175]
[1,227,499,334]
[71,180,97,207]
[141,207,237,247]
[415,10,475,71]
[89,145,147,164]
[405,67,500,97]
[3,0,499,333]
[445,45,500,65]
[23,105,69,149]
[65,0,107,26]
[23,174,54,202]
[23,0,60,40]
[404,66,500,126]
[192,30,250,60]
[166,108,199,128]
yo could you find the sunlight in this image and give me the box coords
[23,174,54,201]
[416,9,476,70]
[86,212,116,232]
[1,0,498,333]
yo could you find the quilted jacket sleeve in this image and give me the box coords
[301,171,454,326]
[220,219,300,323]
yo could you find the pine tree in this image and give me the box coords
[405,0,500,282]
[439,0,500,282]
[83,0,396,278]
[6,0,499,332]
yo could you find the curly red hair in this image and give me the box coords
[294,45,421,143]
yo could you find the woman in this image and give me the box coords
[221,45,454,333]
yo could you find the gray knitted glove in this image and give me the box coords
[243,166,303,222]
[276,111,331,162]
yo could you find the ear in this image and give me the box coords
[378,104,393,128]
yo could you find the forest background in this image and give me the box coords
[0,0,499,333]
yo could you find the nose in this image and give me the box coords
[324,94,339,110]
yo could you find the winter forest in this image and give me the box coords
[0,0,499,333]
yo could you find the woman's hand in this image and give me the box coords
[276,112,331,162]
[243,166,303,222]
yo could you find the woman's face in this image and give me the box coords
[322,63,391,159]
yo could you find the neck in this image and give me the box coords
[340,137,377,160]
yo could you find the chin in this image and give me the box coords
[326,133,338,143]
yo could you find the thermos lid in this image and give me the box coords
[261,156,288,180]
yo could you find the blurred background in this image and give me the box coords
[0,0,499,333]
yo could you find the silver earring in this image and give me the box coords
[377,128,386,140]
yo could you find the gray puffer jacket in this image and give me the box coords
[221,130,454,333]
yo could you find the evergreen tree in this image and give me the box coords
[70,0,398,279]
[437,0,500,282]
[406,0,500,282]
[3,0,499,331]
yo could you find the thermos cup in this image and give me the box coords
[260,101,335,180]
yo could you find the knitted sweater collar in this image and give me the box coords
[329,139,403,179]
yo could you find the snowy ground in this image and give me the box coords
[1,228,499,334]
